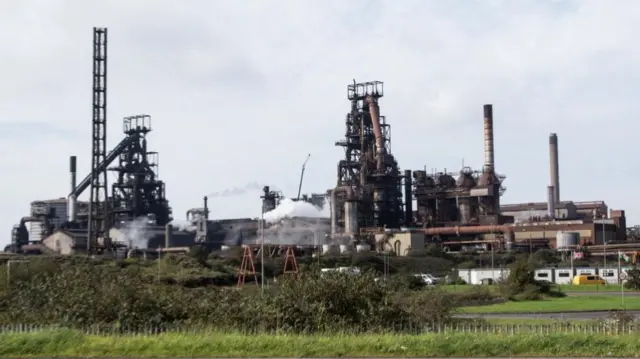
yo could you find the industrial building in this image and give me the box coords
[3,27,634,259]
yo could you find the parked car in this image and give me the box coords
[414,273,439,285]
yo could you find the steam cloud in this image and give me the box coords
[207,181,264,198]
[261,217,330,246]
[168,219,196,232]
[114,217,154,249]
[263,198,330,224]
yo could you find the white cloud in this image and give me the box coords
[0,0,638,247]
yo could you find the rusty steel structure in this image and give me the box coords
[332,81,404,238]
[412,104,507,232]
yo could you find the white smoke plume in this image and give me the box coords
[113,217,154,249]
[207,181,264,198]
[260,217,330,246]
[263,198,330,224]
[168,219,196,232]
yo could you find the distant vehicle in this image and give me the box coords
[414,273,439,285]
[572,274,605,285]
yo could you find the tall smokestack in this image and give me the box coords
[203,196,209,220]
[547,185,556,219]
[68,155,77,222]
[483,104,495,172]
[549,133,560,202]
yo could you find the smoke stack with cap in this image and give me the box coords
[549,133,560,203]
[483,104,495,172]
[67,155,77,222]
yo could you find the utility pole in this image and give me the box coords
[260,207,265,293]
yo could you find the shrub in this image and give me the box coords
[453,285,498,306]
[624,268,640,290]
[0,258,462,333]
[499,259,563,301]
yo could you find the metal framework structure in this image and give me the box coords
[87,27,109,251]
[109,115,172,226]
[411,105,507,235]
[334,80,404,232]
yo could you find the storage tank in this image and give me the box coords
[556,231,579,249]
[355,244,371,253]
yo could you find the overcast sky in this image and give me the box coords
[0,0,638,247]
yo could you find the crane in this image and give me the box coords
[296,154,311,201]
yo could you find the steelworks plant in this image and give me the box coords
[3,27,634,259]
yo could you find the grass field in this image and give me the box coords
[444,283,634,292]
[2,330,640,357]
[461,295,636,313]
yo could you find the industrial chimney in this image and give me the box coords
[547,185,556,219]
[483,104,495,172]
[67,155,77,222]
[203,196,209,220]
[549,133,560,203]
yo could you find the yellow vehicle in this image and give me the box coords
[572,274,606,285]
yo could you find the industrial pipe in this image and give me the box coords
[483,104,495,172]
[547,185,556,219]
[366,95,385,171]
[330,186,354,236]
[423,225,514,250]
[404,169,413,225]
[549,133,560,203]
[67,155,77,222]
[422,225,513,236]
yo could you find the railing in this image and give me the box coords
[0,321,638,336]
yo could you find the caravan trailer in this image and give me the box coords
[553,268,574,284]
[576,268,597,276]
[534,268,554,282]
[599,268,618,284]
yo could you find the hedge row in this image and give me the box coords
[0,256,495,332]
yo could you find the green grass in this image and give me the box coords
[558,283,631,291]
[461,295,637,313]
[3,330,640,357]
[442,283,636,293]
